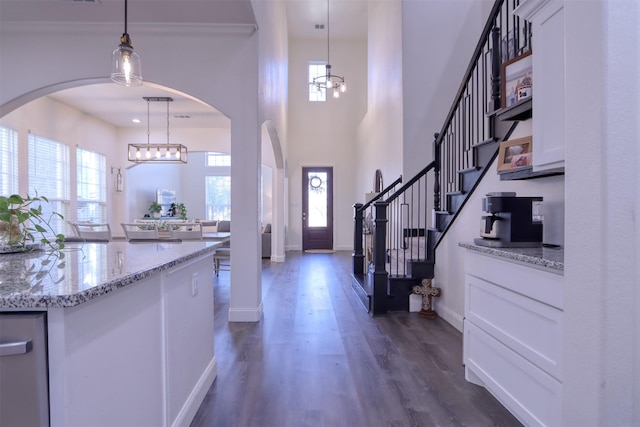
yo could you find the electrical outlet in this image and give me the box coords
[191,273,198,297]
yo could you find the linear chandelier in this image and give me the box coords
[127,97,188,164]
[111,0,142,87]
[311,0,346,98]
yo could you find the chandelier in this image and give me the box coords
[311,0,346,98]
[127,97,188,164]
[111,0,142,87]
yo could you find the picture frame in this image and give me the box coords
[497,136,533,172]
[501,50,532,108]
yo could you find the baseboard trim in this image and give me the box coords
[171,357,217,427]
[228,302,263,322]
[438,305,464,332]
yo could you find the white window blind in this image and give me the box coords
[28,132,71,235]
[309,62,327,102]
[0,126,18,195]
[77,148,107,223]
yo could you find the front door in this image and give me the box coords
[302,167,333,250]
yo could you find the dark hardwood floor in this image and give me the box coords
[191,251,521,427]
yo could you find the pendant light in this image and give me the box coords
[111,0,142,87]
[127,97,188,164]
[311,0,346,98]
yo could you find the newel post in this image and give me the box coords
[371,201,389,315]
[352,203,364,276]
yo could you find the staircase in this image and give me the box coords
[352,0,532,315]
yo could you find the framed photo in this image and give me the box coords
[497,136,533,172]
[501,50,532,108]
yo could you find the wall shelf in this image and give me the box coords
[495,98,532,121]
[499,165,564,181]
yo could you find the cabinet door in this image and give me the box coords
[516,0,566,172]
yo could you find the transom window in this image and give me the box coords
[309,62,327,102]
[206,152,231,167]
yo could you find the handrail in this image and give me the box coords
[385,161,436,204]
[435,0,505,147]
[359,175,402,211]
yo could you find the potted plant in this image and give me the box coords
[0,192,66,253]
[177,202,187,220]
[169,202,187,219]
[149,201,162,218]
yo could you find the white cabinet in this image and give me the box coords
[47,253,216,427]
[463,250,564,427]
[514,0,565,172]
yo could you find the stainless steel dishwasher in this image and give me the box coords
[0,312,49,426]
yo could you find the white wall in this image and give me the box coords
[402,0,494,178]
[287,39,367,250]
[563,1,640,425]
[355,0,403,199]
[253,0,289,262]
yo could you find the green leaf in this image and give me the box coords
[7,194,24,205]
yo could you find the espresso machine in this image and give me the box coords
[474,192,543,248]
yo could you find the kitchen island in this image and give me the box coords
[0,240,221,427]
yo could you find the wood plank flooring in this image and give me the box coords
[190,250,521,427]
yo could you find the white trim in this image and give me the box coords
[228,303,263,322]
[170,358,217,427]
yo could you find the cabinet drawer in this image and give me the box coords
[465,274,563,380]
[464,321,561,427]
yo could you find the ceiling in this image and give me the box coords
[3,0,367,129]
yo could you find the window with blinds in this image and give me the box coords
[0,126,19,195]
[28,132,71,235]
[76,148,107,223]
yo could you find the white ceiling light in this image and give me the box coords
[127,97,188,164]
[311,0,346,98]
[111,0,142,87]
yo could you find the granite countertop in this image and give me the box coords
[0,241,221,309]
[459,241,564,273]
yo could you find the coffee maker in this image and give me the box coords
[474,192,543,248]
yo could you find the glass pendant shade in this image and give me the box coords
[111,39,142,87]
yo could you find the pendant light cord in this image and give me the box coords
[166,100,170,145]
[326,0,330,67]
[146,98,150,145]
[124,0,128,35]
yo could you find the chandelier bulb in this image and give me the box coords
[145,148,151,159]
[166,149,171,159]
[135,148,141,159]
[176,150,181,160]
[155,149,161,159]
[333,88,340,98]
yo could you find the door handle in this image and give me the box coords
[0,340,33,357]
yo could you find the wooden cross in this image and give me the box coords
[412,278,441,318]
